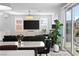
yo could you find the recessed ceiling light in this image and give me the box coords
[0,5,12,10]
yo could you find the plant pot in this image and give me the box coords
[53,44,59,52]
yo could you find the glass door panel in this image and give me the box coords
[73,4,79,55]
[65,10,72,52]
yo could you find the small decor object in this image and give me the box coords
[16,34,24,43]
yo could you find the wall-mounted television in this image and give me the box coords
[24,20,39,29]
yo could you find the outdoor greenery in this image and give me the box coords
[75,31,79,37]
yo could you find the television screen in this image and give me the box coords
[24,20,39,29]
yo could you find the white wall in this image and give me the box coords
[0,13,52,36]
[15,15,52,36]
[59,7,66,50]
[0,9,60,37]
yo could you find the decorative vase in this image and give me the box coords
[18,39,21,43]
[17,34,24,44]
[53,44,59,52]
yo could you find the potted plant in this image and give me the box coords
[51,19,62,52]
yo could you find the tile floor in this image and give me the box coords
[37,48,71,56]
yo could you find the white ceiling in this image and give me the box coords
[0,3,66,11]
[0,3,67,15]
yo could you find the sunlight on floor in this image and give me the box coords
[65,42,79,56]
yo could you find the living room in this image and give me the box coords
[0,2,79,56]
[0,3,67,56]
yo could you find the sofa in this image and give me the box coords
[3,35,45,42]
[3,35,17,41]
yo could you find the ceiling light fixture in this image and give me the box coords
[0,5,12,10]
[25,10,33,20]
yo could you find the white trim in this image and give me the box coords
[71,8,74,54]
[63,3,77,11]
[64,10,66,49]
[5,10,54,15]
[62,3,72,9]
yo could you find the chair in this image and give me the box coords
[38,40,51,56]
[0,45,17,50]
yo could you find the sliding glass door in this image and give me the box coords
[65,4,79,55]
[65,10,72,52]
[73,4,79,55]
